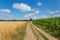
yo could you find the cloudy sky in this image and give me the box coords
[0,0,60,20]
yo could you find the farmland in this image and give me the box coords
[0,21,27,40]
[33,17,60,39]
[0,19,59,40]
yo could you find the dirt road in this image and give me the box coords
[24,23,37,40]
[31,22,58,40]
[24,22,58,40]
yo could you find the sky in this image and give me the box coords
[0,0,60,20]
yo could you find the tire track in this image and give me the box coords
[24,23,37,40]
[30,23,44,40]
[31,22,58,40]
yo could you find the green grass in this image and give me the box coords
[30,23,48,40]
[14,24,27,40]
[36,28,48,40]
[17,26,26,40]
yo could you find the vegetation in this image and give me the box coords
[33,17,60,39]
[0,20,29,21]
[0,21,27,40]
[30,23,48,40]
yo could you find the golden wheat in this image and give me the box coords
[0,21,27,40]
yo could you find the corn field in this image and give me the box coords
[33,17,60,39]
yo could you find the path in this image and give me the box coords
[31,22,58,40]
[24,23,37,40]
[30,24,44,40]
[24,22,58,40]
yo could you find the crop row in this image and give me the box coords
[33,17,60,39]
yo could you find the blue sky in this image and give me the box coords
[0,0,60,20]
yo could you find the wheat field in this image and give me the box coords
[0,21,27,40]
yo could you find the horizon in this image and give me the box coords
[0,0,60,20]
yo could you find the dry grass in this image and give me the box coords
[0,21,27,40]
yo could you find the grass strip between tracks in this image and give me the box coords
[30,22,48,40]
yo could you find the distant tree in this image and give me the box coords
[30,18,32,21]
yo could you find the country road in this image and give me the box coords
[24,22,58,40]
[24,22,37,40]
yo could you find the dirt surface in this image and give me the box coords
[24,22,58,40]
[24,23,37,40]
[31,22,58,40]
[31,25,44,40]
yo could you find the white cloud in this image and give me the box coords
[13,3,32,11]
[42,15,47,18]
[53,14,60,17]
[55,10,59,13]
[37,2,42,6]
[0,13,14,20]
[6,14,14,20]
[23,9,40,19]
[32,16,40,19]
[40,15,47,18]
[24,13,34,18]
[0,9,11,13]
[32,9,35,11]
[0,15,3,19]
[24,10,40,18]
[35,10,40,14]
[46,10,59,14]
[49,11,55,14]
